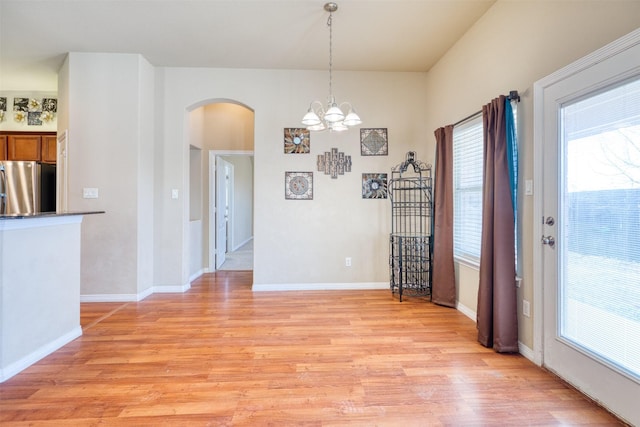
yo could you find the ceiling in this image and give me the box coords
[0,0,496,89]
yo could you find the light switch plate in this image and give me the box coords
[525,179,533,196]
[83,188,99,199]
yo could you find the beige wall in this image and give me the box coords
[6,0,639,350]
[156,67,428,289]
[424,0,640,350]
[204,103,254,151]
[60,52,156,298]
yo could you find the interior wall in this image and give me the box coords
[423,0,640,350]
[62,52,155,297]
[204,103,254,151]
[156,67,428,289]
[136,55,155,294]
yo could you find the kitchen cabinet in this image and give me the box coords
[0,132,56,163]
[8,135,41,161]
[0,136,6,160]
[41,135,57,163]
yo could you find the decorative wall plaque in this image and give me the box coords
[285,171,313,200]
[362,173,388,199]
[8,96,57,125]
[360,128,388,156]
[317,147,352,179]
[284,128,310,154]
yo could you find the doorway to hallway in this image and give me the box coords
[209,151,254,272]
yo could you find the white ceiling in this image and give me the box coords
[0,0,496,88]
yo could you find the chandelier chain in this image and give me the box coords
[300,2,361,131]
[327,12,333,102]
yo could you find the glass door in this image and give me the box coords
[538,33,640,425]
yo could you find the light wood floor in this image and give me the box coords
[0,271,625,426]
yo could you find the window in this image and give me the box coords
[560,76,640,379]
[453,115,483,265]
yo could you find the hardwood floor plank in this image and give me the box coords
[0,271,626,425]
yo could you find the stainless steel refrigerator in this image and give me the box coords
[0,161,56,215]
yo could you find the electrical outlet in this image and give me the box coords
[345,257,352,267]
[523,299,531,317]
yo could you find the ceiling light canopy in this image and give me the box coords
[301,2,362,132]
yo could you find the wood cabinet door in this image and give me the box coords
[7,135,41,161]
[0,136,6,160]
[41,135,57,163]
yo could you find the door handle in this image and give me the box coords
[541,235,555,248]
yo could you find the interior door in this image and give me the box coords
[215,156,229,269]
[538,35,640,425]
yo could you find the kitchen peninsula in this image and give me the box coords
[0,211,103,382]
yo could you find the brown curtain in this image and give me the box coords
[477,96,518,352]
[432,126,456,307]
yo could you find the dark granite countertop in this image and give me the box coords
[0,211,105,220]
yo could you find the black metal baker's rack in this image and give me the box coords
[388,152,433,301]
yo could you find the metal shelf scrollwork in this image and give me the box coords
[388,152,433,302]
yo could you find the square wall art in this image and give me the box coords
[284,128,310,154]
[285,171,313,200]
[362,173,388,199]
[360,128,388,156]
[10,97,57,125]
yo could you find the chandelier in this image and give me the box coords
[301,2,362,132]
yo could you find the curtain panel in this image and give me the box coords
[477,95,518,352]
[432,126,457,307]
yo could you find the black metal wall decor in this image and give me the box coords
[317,147,352,179]
[388,151,433,301]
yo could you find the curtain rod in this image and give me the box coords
[452,90,520,128]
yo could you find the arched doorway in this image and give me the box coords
[186,99,254,278]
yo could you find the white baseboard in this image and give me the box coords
[0,326,82,383]
[80,283,190,302]
[252,282,389,292]
[152,283,192,293]
[81,293,142,302]
[233,236,253,252]
[518,341,535,362]
[456,301,477,322]
[189,269,204,283]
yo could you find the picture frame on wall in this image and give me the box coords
[284,128,310,154]
[285,171,313,200]
[360,128,388,156]
[362,173,388,199]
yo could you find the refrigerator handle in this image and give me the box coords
[0,165,6,215]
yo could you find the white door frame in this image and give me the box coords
[208,150,253,271]
[215,156,231,269]
[533,28,640,424]
[56,130,69,212]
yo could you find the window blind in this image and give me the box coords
[453,114,483,265]
[560,76,640,378]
